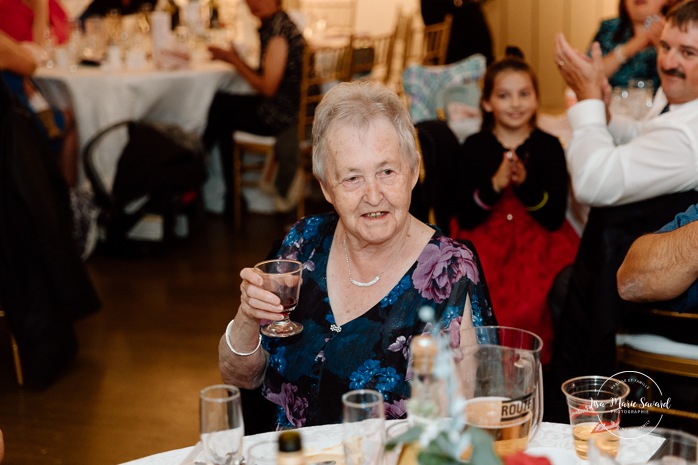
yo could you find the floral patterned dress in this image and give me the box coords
[261,213,496,429]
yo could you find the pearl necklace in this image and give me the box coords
[342,236,404,287]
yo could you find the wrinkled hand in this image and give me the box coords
[555,33,607,101]
[238,267,284,322]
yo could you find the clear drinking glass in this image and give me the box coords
[561,375,630,460]
[342,389,386,465]
[453,326,544,457]
[200,384,245,465]
[247,440,278,465]
[628,79,654,119]
[588,426,698,465]
[255,259,303,337]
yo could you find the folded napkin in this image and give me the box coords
[154,48,191,71]
[304,443,345,465]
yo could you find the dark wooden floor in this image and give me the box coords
[0,211,297,465]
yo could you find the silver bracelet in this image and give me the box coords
[614,45,627,64]
[225,319,261,356]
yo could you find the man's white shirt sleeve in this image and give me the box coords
[565,97,698,207]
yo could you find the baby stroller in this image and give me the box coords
[82,120,207,253]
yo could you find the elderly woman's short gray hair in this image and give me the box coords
[311,81,420,184]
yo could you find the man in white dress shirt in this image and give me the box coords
[544,0,698,423]
[556,0,698,206]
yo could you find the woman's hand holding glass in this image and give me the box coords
[238,259,303,337]
[239,267,288,323]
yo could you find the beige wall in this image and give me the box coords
[355,0,619,111]
[61,0,619,110]
[483,0,617,111]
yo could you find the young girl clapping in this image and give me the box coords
[450,47,579,364]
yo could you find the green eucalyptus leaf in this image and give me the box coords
[467,427,504,465]
[385,425,424,451]
[418,449,462,465]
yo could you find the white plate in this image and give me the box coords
[527,447,580,465]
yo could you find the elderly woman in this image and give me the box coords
[219,81,496,429]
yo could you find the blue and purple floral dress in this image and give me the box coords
[261,213,496,429]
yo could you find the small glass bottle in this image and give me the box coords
[407,333,448,424]
[209,0,220,29]
[277,431,304,465]
[165,0,180,30]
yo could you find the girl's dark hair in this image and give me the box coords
[614,0,633,43]
[480,46,539,133]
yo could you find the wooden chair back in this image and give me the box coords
[350,32,395,84]
[300,0,357,37]
[419,14,452,66]
[617,308,698,421]
[296,42,353,217]
[395,8,415,79]
[0,309,24,386]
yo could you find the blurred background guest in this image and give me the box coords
[0,30,78,188]
[618,203,698,312]
[546,0,698,421]
[450,47,578,366]
[78,0,155,22]
[0,0,70,45]
[1,32,101,389]
[0,31,38,76]
[420,0,494,64]
[589,0,667,91]
[202,0,305,215]
[219,81,496,430]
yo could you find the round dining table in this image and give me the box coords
[119,421,665,465]
[33,57,254,213]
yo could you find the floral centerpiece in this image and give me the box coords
[385,307,503,465]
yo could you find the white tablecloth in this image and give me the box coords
[34,60,251,153]
[118,421,665,465]
[34,60,252,212]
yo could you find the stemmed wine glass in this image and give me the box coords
[255,259,303,337]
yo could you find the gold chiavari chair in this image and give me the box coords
[349,32,396,84]
[413,14,453,66]
[300,0,357,37]
[295,41,354,217]
[0,309,24,386]
[616,308,698,422]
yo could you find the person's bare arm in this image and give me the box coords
[617,221,698,302]
[208,35,289,97]
[26,0,50,44]
[601,33,651,78]
[601,17,663,79]
[218,267,286,388]
[0,32,38,76]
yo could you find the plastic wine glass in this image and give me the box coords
[255,259,303,337]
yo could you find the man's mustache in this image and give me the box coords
[661,67,686,79]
